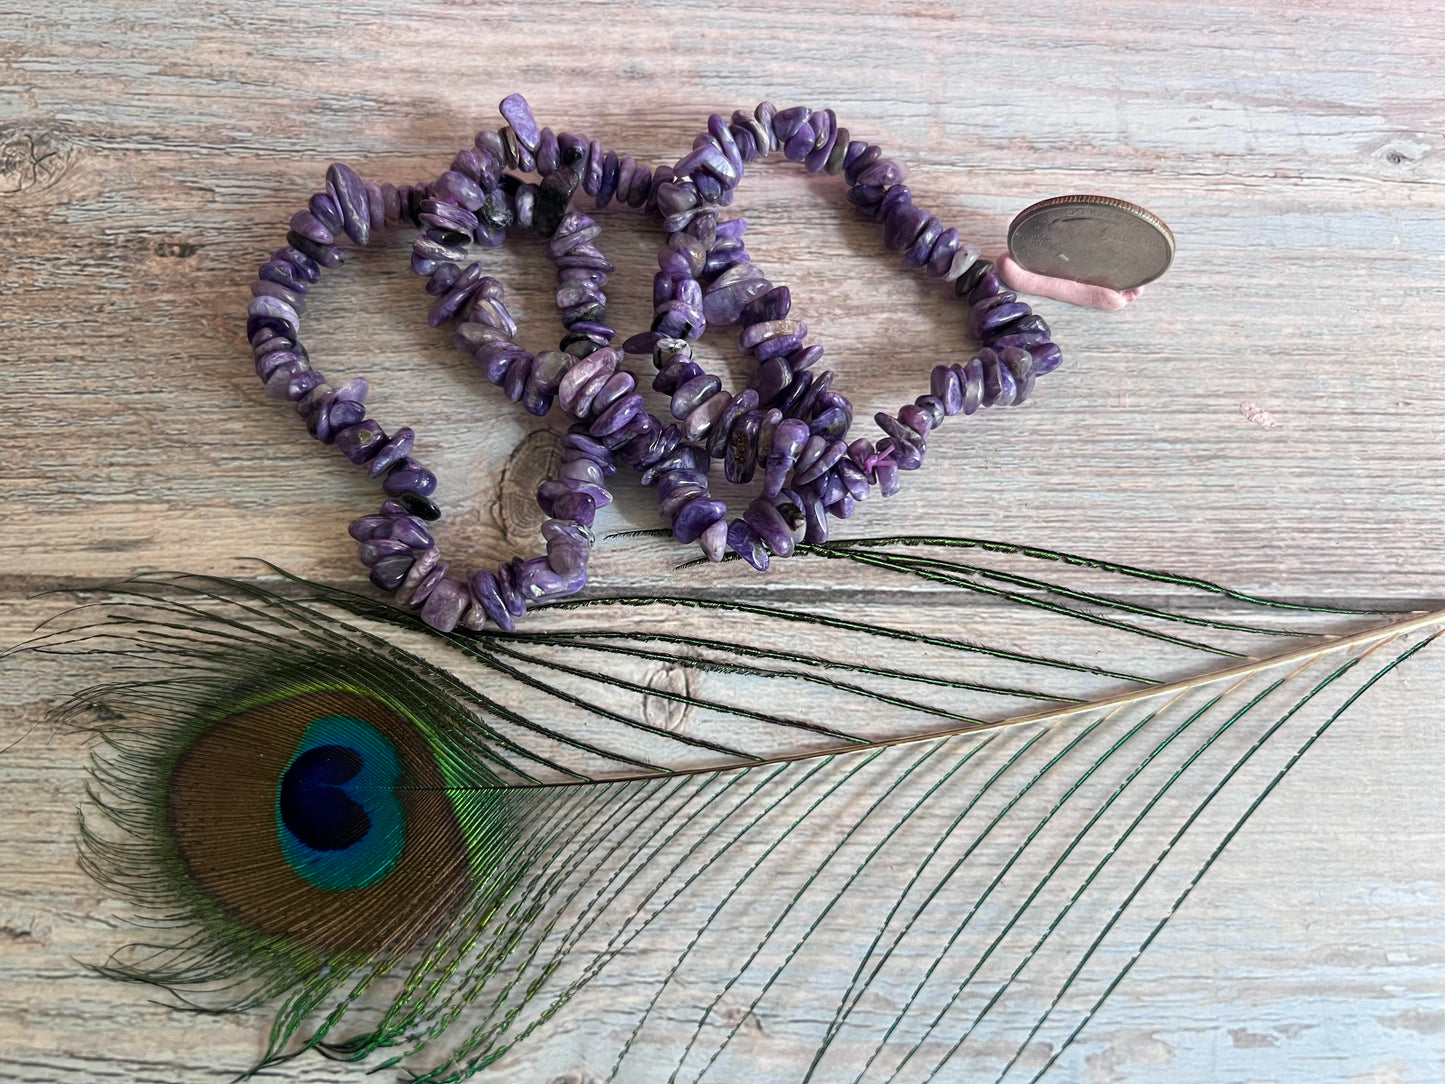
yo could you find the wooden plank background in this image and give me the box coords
[2,1,1444,1080]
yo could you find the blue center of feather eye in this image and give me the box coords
[275,715,404,891]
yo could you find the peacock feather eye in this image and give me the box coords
[274,715,403,890]
[167,689,474,953]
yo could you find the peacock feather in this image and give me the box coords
[15,535,1441,1082]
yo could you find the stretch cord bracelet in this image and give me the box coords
[244,102,1075,633]
[467,95,1066,567]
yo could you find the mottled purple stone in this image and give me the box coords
[551,489,597,527]
[1030,342,1064,375]
[927,227,961,278]
[726,518,770,571]
[844,143,881,184]
[589,392,643,437]
[771,105,811,142]
[470,570,513,631]
[251,278,306,313]
[583,138,604,197]
[902,216,942,269]
[309,191,343,233]
[258,260,310,294]
[325,162,370,246]
[931,364,964,415]
[883,203,930,252]
[384,457,437,498]
[274,245,321,282]
[875,458,901,498]
[858,158,907,187]
[672,373,722,418]
[370,554,414,592]
[359,537,411,566]
[395,548,441,608]
[367,426,415,477]
[744,497,794,558]
[978,301,1031,336]
[700,516,729,561]
[289,209,333,245]
[794,438,845,486]
[740,285,791,327]
[498,93,541,151]
[725,410,763,484]
[418,577,468,633]
[495,559,526,617]
[783,122,816,162]
[706,387,759,459]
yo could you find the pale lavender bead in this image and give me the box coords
[248,294,300,337]
[699,516,729,562]
[499,93,541,151]
[420,578,469,633]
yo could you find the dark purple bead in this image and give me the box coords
[783,122,816,162]
[725,411,763,484]
[989,329,1053,350]
[883,204,930,252]
[325,162,370,246]
[771,105,811,142]
[286,229,344,269]
[875,458,901,498]
[370,554,414,592]
[359,537,412,566]
[902,216,942,269]
[389,516,434,549]
[557,131,588,169]
[589,392,643,437]
[251,278,306,313]
[273,245,320,283]
[583,138,604,197]
[878,184,913,223]
[749,357,793,406]
[596,150,620,208]
[384,457,437,498]
[470,570,513,631]
[979,301,1031,336]
[258,260,310,294]
[550,489,597,527]
[726,518,770,571]
[707,387,760,459]
[670,497,725,544]
[927,227,961,278]
[858,158,907,187]
[495,560,526,617]
[309,191,343,233]
[744,497,794,558]
[1030,342,1064,375]
[368,427,415,478]
[427,263,461,296]
[809,406,850,440]
[349,513,392,541]
[931,364,963,415]
[788,344,824,372]
[847,184,885,217]
[740,285,791,327]
[428,263,486,328]
[671,374,722,418]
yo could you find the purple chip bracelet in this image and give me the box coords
[245,97,1069,633]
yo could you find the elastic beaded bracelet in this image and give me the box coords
[249,162,606,635]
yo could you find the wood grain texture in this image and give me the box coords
[2,0,1445,1080]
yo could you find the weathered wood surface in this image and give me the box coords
[2,1,1444,1080]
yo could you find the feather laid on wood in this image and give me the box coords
[12,537,1438,1082]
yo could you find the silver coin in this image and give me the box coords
[1007,195,1175,290]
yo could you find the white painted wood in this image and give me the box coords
[2,0,1444,1079]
